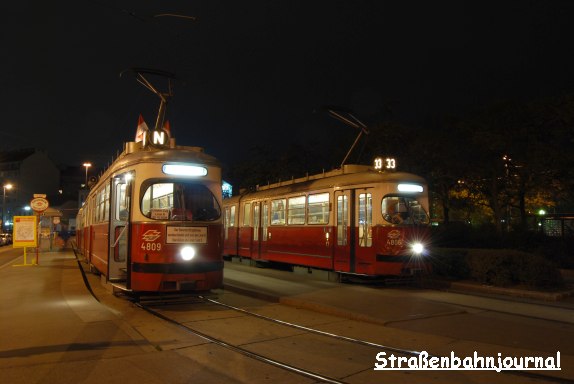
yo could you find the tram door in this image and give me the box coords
[108,173,131,282]
[252,202,261,259]
[333,190,355,273]
[355,190,373,274]
[260,201,269,259]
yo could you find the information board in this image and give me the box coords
[13,216,38,248]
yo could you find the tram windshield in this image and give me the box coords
[141,181,221,221]
[382,196,429,225]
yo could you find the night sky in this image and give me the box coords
[2,1,574,170]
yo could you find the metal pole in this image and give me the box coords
[83,163,92,187]
[1,186,5,233]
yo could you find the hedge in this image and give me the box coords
[430,248,565,290]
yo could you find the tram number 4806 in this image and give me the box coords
[141,242,162,251]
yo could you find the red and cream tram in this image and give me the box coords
[222,158,431,277]
[75,128,224,293]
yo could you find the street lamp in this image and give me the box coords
[83,162,92,187]
[2,183,13,233]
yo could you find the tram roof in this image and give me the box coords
[94,141,221,185]
[228,165,427,201]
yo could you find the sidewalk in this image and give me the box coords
[0,250,228,384]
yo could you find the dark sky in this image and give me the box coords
[1,1,574,170]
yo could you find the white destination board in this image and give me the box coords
[166,226,208,244]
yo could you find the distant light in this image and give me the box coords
[24,206,31,211]
[398,184,423,193]
[163,164,207,176]
[538,209,546,215]
[222,180,233,198]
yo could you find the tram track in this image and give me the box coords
[136,301,348,384]
[135,295,572,384]
[73,252,572,384]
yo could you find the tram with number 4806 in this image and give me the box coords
[222,156,431,278]
[75,69,224,293]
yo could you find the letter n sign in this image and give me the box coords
[152,130,166,145]
[148,129,169,148]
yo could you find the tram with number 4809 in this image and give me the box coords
[75,69,224,294]
[222,156,431,278]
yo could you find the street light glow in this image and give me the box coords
[83,162,92,186]
[2,183,13,233]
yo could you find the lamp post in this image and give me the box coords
[83,162,92,187]
[2,183,13,233]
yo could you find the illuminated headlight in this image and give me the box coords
[180,246,196,261]
[411,242,424,255]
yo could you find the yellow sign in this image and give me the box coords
[13,216,38,248]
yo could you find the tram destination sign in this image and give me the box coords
[373,156,397,171]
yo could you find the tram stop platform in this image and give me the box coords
[1,248,573,383]
[0,249,233,383]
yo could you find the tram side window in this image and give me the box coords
[271,199,286,225]
[287,196,305,225]
[229,205,236,226]
[307,193,329,224]
[243,202,252,226]
[104,183,110,221]
[96,187,109,223]
[224,206,234,240]
[95,190,101,222]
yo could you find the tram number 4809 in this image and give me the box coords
[141,242,162,251]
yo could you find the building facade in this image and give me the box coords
[0,148,61,231]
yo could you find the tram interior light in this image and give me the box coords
[398,184,423,193]
[163,164,207,177]
[180,246,196,261]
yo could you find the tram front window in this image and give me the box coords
[382,196,429,225]
[141,181,221,221]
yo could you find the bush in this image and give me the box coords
[432,248,565,290]
[432,224,574,269]
[467,250,517,287]
[429,248,470,280]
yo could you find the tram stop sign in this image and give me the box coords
[30,196,49,213]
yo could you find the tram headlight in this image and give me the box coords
[411,242,425,255]
[180,246,196,261]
